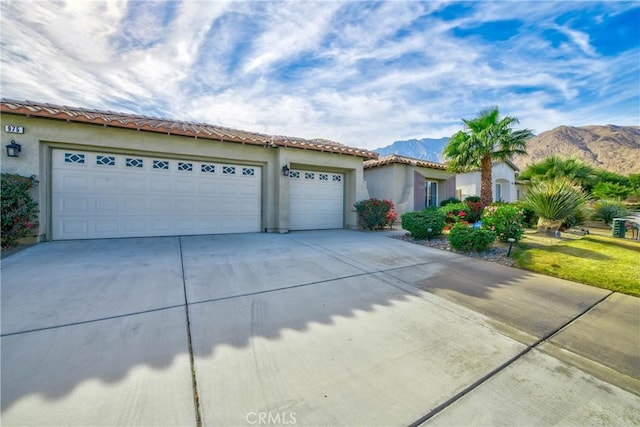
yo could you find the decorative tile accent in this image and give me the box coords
[96,155,115,166]
[178,162,193,171]
[332,174,342,182]
[64,153,85,164]
[223,166,235,175]
[305,172,315,180]
[319,173,328,181]
[126,158,143,168]
[201,164,215,174]
[290,171,300,179]
[153,160,169,170]
[242,167,255,176]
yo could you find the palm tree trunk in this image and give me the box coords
[480,155,493,206]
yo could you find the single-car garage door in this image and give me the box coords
[52,149,261,240]
[289,169,344,230]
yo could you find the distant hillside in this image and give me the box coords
[374,137,449,163]
[513,125,640,175]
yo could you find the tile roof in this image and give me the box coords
[363,154,448,170]
[0,99,378,159]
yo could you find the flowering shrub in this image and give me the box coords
[1,174,39,249]
[465,200,485,223]
[401,207,446,239]
[448,223,496,252]
[386,209,398,228]
[354,198,396,230]
[439,202,471,225]
[482,203,525,242]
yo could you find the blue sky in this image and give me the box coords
[1,1,638,149]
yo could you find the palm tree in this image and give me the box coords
[443,107,533,205]
[518,155,598,191]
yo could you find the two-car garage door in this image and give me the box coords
[52,149,261,240]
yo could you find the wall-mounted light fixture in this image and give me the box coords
[282,164,290,176]
[5,140,21,158]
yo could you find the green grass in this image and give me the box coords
[513,230,640,297]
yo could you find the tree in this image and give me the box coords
[443,107,533,206]
[518,156,598,191]
[628,174,640,200]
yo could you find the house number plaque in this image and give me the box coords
[4,125,24,134]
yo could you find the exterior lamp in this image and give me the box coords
[282,165,290,176]
[427,228,433,241]
[507,238,516,257]
[5,140,21,158]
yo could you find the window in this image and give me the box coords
[495,183,502,202]
[242,167,255,176]
[222,166,235,175]
[319,173,328,181]
[96,155,115,166]
[178,162,193,171]
[153,160,169,170]
[304,172,315,180]
[201,164,215,174]
[126,158,143,168]
[425,181,438,207]
[64,153,85,164]
[289,171,300,179]
[332,175,342,182]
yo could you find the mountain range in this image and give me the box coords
[374,125,640,175]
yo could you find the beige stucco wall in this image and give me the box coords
[455,162,517,202]
[364,163,453,217]
[1,113,368,240]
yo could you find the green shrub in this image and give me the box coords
[354,198,396,230]
[513,201,538,228]
[448,223,496,252]
[1,174,39,249]
[439,202,470,224]
[401,208,446,239]
[439,197,461,207]
[592,199,629,225]
[464,196,482,203]
[591,182,631,200]
[482,203,525,242]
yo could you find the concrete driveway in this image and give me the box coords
[1,230,638,426]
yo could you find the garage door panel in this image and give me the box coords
[122,178,146,192]
[94,220,119,234]
[52,149,261,239]
[289,169,343,230]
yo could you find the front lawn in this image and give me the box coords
[513,230,640,297]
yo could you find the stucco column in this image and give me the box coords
[275,149,290,233]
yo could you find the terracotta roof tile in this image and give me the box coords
[364,154,447,170]
[1,99,378,159]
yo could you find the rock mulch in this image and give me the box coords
[392,234,517,267]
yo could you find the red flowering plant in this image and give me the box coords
[438,202,471,225]
[1,174,39,249]
[354,198,396,230]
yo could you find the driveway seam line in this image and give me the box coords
[407,291,615,426]
[187,272,372,306]
[186,261,456,308]
[0,304,185,337]
[179,236,203,427]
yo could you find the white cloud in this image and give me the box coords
[1,0,637,150]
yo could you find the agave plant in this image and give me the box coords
[592,199,629,225]
[524,178,588,233]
